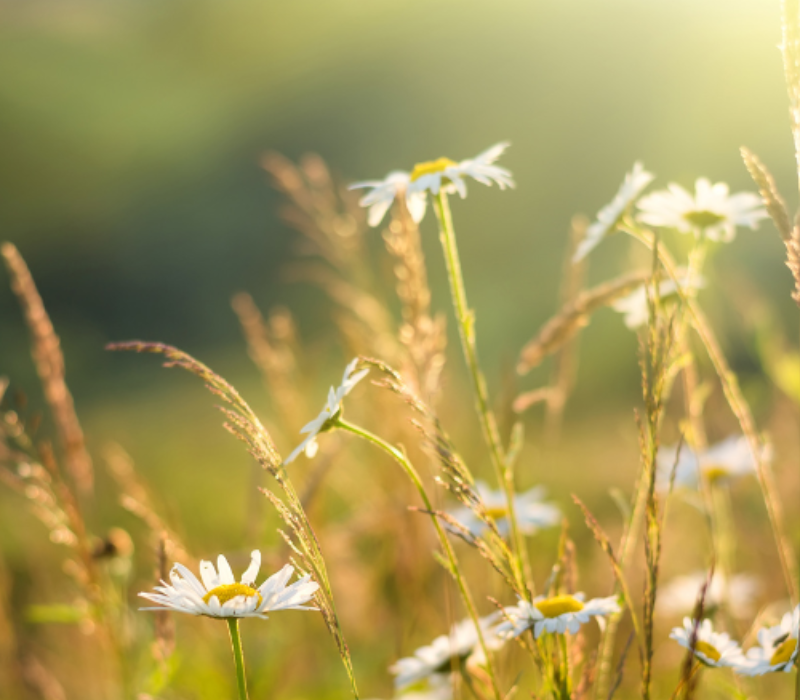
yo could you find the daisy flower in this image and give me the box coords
[738,605,799,675]
[637,178,767,242]
[496,593,620,639]
[350,143,513,227]
[611,272,704,329]
[670,618,747,668]
[284,358,369,464]
[448,480,560,538]
[391,614,503,689]
[407,142,514,198]
[573,162,655,262]
[656,435,766,490]
[139,550,319,620]
[349,171,428,228]
[657,571,760,619]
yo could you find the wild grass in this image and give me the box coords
[1,7,800,700]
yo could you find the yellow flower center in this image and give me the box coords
[484,506,508,520]
[410,157,457,182]
[703,465,729,483]
[683,210,725,229]
[694,640,721,663]
[770,638,798,666]
[534,595,585,618]
[203,583,263,607]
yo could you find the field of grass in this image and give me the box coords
[2,2,800,700]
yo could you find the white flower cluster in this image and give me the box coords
[670,607,800,676]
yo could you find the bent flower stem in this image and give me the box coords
[333,416,503,700]
[431,190,529,590]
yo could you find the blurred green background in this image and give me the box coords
[1,0,795,388]
[2,0,796,586]
[1,1,799,697]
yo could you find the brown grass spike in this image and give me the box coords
[1,243,93,495]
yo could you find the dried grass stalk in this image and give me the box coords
[740,147,793,240]
[362,357,526,597]
[1,243,93,495]
[21,655,66,700]
[108,341,360,698]
[261,151,365,267]
[544,215,588,438]
[231,295,307,432]
[103,444,190,565]
[383,194,447,402]
[153,534,175,664]
[781,0,800,199]
[0,397,97,600]
[517,270,651,374]
[740,147,800,305]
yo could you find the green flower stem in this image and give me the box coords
[432,190,529,590]
[334,417,503,700]
[558,634,572,700]
[795,651,800,700]
[227,618,249,700]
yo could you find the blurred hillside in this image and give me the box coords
[0,0,796,481]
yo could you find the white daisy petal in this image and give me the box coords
[241,550,261,587]
[574,162,655,262]
[350,171,412,228]
[199,560,220,591]
[217,555,235,585]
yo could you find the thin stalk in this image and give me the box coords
[227,619,249,700]
[334,418,503,700]
[623,223,800,603]
[796,652,800,700]
[710,483,735,592]
[594,468,645,700]
[677,241,709,452]
[558,633,572,700]
[432,191,530,590]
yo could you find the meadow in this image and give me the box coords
[1,1,799,699]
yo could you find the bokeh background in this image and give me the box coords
[1,0,799,698]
